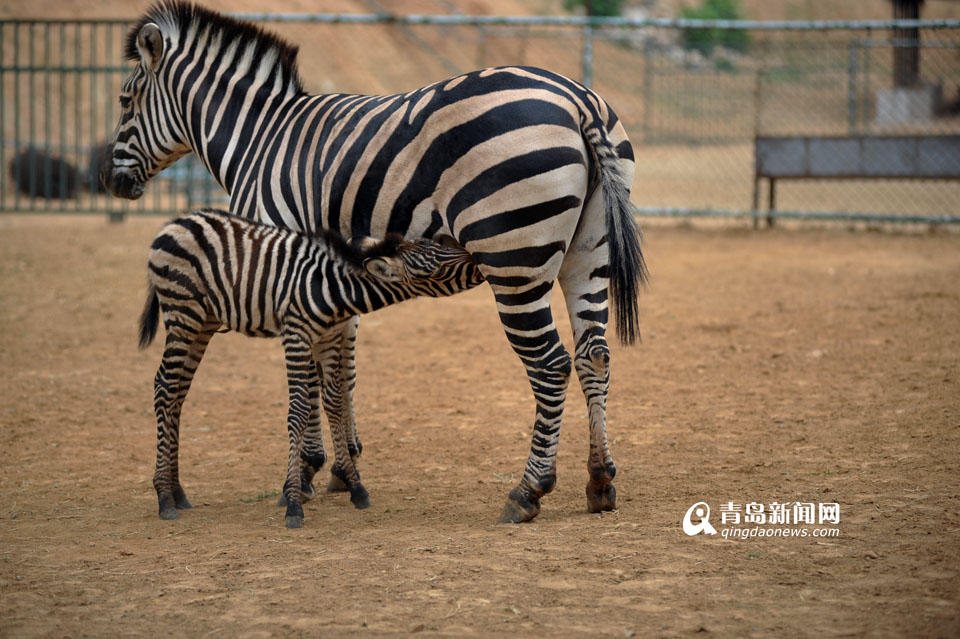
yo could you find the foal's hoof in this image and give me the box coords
[350,485,371,510]
[326,474,349,493]
[586,481,617,513]
[158,495,181,520]
[498,493,541,524]
[173,493,193,510]
[159,507,180,521]
[284,501,304,529]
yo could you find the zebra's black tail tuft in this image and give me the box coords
[587,125,648,346]
[138,283,161,350]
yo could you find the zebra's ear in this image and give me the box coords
[363,257,405,283]
[433,233,461,249]
[137,23,164,73]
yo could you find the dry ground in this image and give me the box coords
[1,215,959,638]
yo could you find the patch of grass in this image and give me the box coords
[237,489,279,504]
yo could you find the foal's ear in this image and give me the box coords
[363,256,405,283]
[433,234,461,248]
[137,23,164,72]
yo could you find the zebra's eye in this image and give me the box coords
[119,95,133,109]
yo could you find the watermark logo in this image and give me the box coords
[682,501,718,536]
[683,501,841,539]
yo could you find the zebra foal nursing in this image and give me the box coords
[103,1,647,523]
[139,209,482,528]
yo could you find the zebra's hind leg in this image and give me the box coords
[166,322,219,512]
[490,279,572,524]
[152,323,216,520]
[314,328,370,509]
[558,195,620,514]
[326,316,361,493]
[280,327,317,529]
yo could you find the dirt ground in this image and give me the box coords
[1,215,958,638]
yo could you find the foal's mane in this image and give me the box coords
[126,0,304,94]
[189,208,404,270]
[318,229,405,271]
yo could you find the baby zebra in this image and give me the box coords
[139,208,482,528]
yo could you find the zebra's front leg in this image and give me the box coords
[492,286,572,524]
[276,366,325,508]
[315,330,370,509]
[326,316,361,493]
[280,329,316,529]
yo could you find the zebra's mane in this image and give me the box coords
[126,0,304,94]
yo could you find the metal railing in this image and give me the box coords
[2,14,958,223]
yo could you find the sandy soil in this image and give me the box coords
[1,215,958,638]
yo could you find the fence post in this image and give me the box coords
[642,38,653,144]
[863,27,872,132]
[847,40,858,134]
[752,66,763,229]
[582,20,594,88]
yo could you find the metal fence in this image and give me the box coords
[2,14,959,223]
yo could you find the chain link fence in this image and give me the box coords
[2,14,958,223]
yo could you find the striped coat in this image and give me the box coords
[102,1,647,523]
[140,208,482,528]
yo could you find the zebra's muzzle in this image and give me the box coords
[100,165,145,200]
[99,142,145,200]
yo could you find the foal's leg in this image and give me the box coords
[314,330,370,509]
[279,317,358,502]
[164,321,219,512]
[153,323,215,520]
[279,326,317,529]
[276,358,325,508]
[326,316,361,493]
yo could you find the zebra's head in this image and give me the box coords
[100,20,191,200]
[362,237,484,297]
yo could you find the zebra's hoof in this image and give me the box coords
[498,495,540,524]
[276,492,288,507]
[586,481,617,513]
[173,491,193,510]
[326,474,349,493]
[284,500,304,528]
[350,485,371,510]
[159,507,180,521]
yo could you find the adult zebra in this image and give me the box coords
[102,1,647,524]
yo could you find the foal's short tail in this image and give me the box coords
[582,117,648,346]
[139,283,161,350]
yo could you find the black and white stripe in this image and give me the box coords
[139,208,482,528]
[103,1,647,523]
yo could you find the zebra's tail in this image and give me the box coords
[138,282,161,350]
[582,118,648,346]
